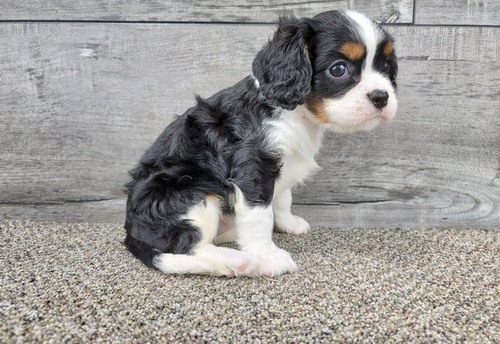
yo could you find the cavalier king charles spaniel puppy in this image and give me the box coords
[125,10,398,277]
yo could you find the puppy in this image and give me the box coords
[124,10,398,277]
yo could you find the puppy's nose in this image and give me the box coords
[367,90,389,109]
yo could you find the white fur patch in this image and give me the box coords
[233,186,298,276]
[345,10,382,70]
[182,196,221,245]
[265,106,324,194]
[250,74,260,89]
[233,186,275,254]
[153,253,218,275]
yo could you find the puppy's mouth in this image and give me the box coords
[348,101,398,129]
[340,110,386,132]
[365,106,394,122]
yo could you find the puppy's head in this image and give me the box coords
[252,10,398,132]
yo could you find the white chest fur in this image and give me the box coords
[266,106,325,195]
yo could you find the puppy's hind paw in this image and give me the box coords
[226,252,260,277]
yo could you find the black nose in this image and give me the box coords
[367,90,389,109]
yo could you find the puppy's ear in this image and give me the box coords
[252,17,313,110]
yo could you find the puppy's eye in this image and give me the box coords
[329,62,349,78]
[383,58,391,70]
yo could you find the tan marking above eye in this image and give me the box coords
[340,42,365,61]
[383,41,394,56]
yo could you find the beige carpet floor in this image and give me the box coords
[1,220,498,343]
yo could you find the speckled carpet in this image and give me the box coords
[1,220,498,343]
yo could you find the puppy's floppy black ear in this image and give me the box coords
[252,16,313,110]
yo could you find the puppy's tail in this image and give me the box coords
[124,234,159,270]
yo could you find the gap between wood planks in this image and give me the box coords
[0,198,115,206]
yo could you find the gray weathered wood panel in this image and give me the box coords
[415,0,500,26]
[0,23,499,228]
[0,0,414,23]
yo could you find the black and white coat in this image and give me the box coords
[125,10,398,277]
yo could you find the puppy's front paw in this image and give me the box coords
[275,214,310,235]
[258,248,298,277]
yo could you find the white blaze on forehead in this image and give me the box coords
[345,10,383,71]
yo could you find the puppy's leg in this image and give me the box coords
[273,188,310,235]
[233,187,298,277]
[153,196,258,277]
[153,245,258,277]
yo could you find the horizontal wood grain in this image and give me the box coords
[415,0,500,26]
[0,0,413,23]
[386,25,500,62]
[0,23,499,228]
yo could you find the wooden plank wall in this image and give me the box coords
[0,1,499,228]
